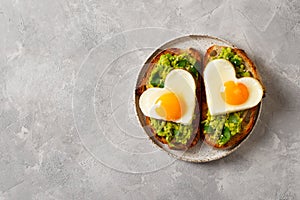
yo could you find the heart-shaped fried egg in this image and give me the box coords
[139,69,196,124]
[203,59,263,115]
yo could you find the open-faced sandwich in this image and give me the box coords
[136,43,264,151]
[201,45,265,149]
[135,48,202,150]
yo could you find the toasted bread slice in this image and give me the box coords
[135,48,202,150]
[201,45,264,149]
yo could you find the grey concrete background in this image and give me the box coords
[1,0,300,199]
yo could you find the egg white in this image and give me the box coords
[139,69,196,124]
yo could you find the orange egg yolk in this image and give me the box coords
[155,92,182,121]
[223,81,249,105]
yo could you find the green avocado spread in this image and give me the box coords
[147,53,200,146]
[202,47,252,146]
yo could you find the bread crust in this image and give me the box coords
[202,45,263,149]
[135,48,202,150]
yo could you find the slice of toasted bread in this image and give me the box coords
[201,45,264,149]
[135,48,202,150]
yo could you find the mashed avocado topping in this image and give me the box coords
[147,52,199,146]
[202,111,244,145]
[148,53,199,88]
[202,47,252,146]
[150,119,193,146]
[214,47,251,78]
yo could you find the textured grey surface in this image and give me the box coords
[0,0,300,199]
